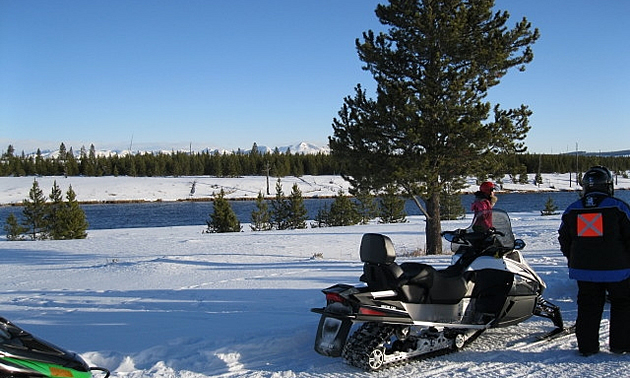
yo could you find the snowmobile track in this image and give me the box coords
[386,321,610,378]
[341,322,485,371]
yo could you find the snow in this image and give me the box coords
[1,172,629,205]
[1,174,630,377]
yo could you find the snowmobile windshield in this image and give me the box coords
[443,209,516,253]
[468,208,515,249]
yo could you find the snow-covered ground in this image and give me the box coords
[2,172,629,205]
[1,174,630,377]
[2,214,628,378]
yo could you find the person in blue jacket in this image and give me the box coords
[558,166,630,356]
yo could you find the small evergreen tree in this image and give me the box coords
[4,213,26,241]
[541,196,559,216]
[311,205,331,228]
[206,189,241,233]
[45,180,65,239]
[326,190,361,226]
[22,179,48,240]
[535,171,543,186]
[58,185,88,239]
[517,165,529,184]
[286,183,307,229]
[270,179,291,230]
[354,190,378,225]
[250,191,272,231]
[378,185,407,224]
[440,191,465,221]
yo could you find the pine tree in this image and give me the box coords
[311,205,331,228]
[354,190,378,224]
[329,0,538,253]
[250,191,272,231]
[22,179,48,240]
[378,185,407,224]
[440,181,465,220]
[541,196,559,216]
[286,183,307,229]
[45,180,65,239]
[327,190,361,226]
[270,179,291,230]
[58,185,88,239]
[4,213,26,241]
[535,171,543,186]
[206,189,241,233]
[518,165,529,184]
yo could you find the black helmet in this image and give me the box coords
[581,165,614,196]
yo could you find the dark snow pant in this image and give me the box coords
[576,278,630,354]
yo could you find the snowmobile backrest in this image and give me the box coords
[359,233,406,291]
[360,233,396,265]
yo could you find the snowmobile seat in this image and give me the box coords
[398,262,435,303]
[426,270,469,305]
[399,262,435,287]
[359,233,434,302]
[359,233,405,291]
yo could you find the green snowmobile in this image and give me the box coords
[0,317,109,378]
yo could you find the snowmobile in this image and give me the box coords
[0,317,110,378]
[312,208,565,370]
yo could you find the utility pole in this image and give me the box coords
[265,161,271,195]
[567,144,577,188]
[575,142,579,187]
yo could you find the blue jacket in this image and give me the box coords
[558,192,630,282]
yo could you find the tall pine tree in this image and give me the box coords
[330,0,538,253]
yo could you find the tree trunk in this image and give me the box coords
[424,191,442,255]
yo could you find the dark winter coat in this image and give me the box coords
[558,192,630,282]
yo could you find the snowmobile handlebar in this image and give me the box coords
[440,227,504,245]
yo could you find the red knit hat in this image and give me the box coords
[480,181,495,195]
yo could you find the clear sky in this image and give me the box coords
[1,0,628,154]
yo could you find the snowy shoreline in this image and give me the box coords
[2,173,630,206]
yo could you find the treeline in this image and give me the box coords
[206,179,409,234]
[1,143,629,178]
[0,143,340,177]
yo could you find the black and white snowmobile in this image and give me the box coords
[0,317,110,378]
[312,208,565,370]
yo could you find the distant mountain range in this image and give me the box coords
[24,141,331,159]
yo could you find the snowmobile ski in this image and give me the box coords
[536,324,576,342]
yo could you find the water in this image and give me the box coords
[2,191,629,232]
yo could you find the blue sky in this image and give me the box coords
[1,0,628,154]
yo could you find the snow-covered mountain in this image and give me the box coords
[17,141,330,159]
